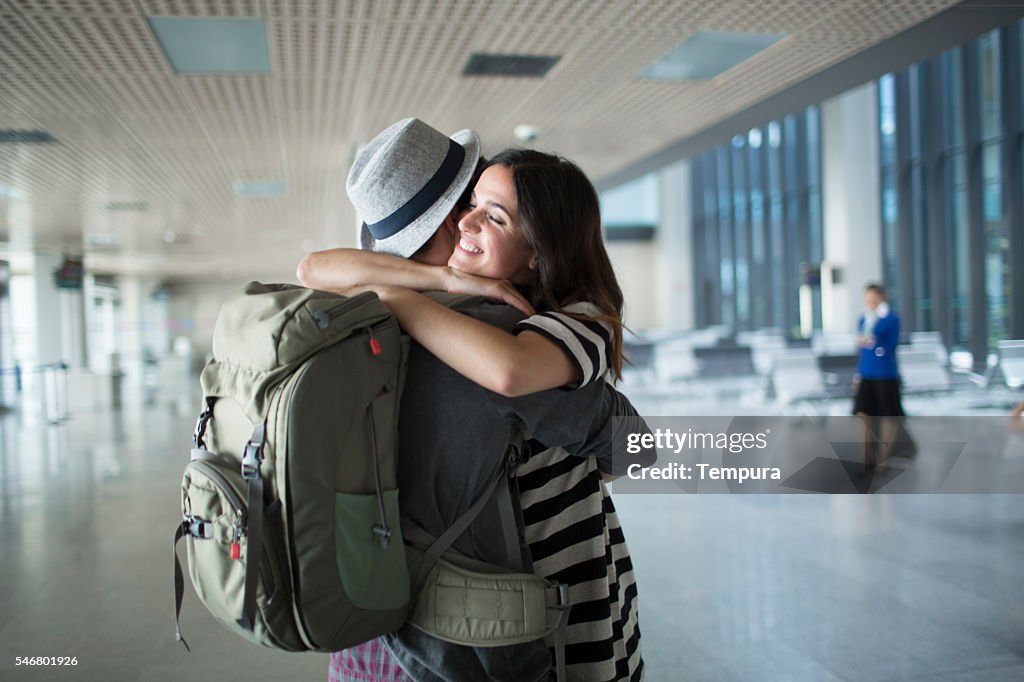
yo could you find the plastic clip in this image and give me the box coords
[241,440,262,480]
[372,524,391,549]
[184,515,214,539]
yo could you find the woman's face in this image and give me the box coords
[864,290,883,310]
[449,165,536,284]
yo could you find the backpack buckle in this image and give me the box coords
[372,524,392,548]
[193,397,216,448]
[241,440,262,480]
[183,515,214,539]
[241,422,266,481]
[554,583,570,610]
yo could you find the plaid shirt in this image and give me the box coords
[329,640,411,682]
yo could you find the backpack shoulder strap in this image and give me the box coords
[411,422,527,570]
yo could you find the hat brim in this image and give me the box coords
[360,128,481,258]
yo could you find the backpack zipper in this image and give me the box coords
[310,292,378,329]
[186,459,278,600]
[187,460,245,513]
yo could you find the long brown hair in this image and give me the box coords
[486,148,625,379]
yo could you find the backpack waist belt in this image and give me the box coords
[402,522,571,680]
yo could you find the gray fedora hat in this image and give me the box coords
[348,118,481,258]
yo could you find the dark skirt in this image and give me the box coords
[853,378,905,416]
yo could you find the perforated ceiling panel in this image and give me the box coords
[0,0,961,278]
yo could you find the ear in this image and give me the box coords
[528,252,539,270]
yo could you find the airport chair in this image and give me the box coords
[623,333,657,385]
[908,331,949,365]
[897,348,952,394]
[770,351,830,410]
[997,340,1024,390]
[653,338,699,384]
[692,344,755,378]
[817,353,860,398]
[811,332,859,356]
[748,335,788,376]
[909,331,943,346]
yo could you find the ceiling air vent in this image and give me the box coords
[0,130,57,144]
[462,53,560,77]
[104,201,149,212]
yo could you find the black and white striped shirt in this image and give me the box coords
[514,301,644,681]
[519,453,644,681]
[514,302,613,387]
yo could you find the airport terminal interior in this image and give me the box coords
[2,1,1024,680]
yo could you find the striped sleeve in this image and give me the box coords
[513,301,613,388]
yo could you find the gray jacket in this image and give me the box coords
[384,298,655,682]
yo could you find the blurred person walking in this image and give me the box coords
[853,283,908,469]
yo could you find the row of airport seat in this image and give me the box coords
[994,340,1024,390]
[770,346,953,407]
[623,327,959,409]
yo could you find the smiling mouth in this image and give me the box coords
[459,239,483,255]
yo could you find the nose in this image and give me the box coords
[458,206,483,234]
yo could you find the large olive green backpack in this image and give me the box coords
[172,283,571,675]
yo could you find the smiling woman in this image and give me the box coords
[448,164,537,284]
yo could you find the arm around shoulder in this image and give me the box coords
[295,248,448,292]
[372,289,575,397]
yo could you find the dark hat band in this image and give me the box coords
[366,139,466,241]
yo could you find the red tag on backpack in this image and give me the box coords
[369,338,382,356]
[230,542,241,560]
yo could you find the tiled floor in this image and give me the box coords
[0,370,1021,681]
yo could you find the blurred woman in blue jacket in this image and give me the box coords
[854,283,906,468]
[854,283,902,410]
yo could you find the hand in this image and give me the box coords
[443,268,535,317]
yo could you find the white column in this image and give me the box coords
[657,159,694,329]
[7,251,73,419]
[30,251,65,366]
[607,241,660,330]
[118,275,158,388]
[821,83,884,334]
[60,287,87,368]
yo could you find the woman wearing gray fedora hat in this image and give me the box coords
[301,121,644,682]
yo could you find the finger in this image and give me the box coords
[502,291,534,316]
[503,286,535,315]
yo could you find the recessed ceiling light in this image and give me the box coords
[234,180,287,198]
[640,31,785,81]
[148,17,272,75]
[104,200,149,212]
